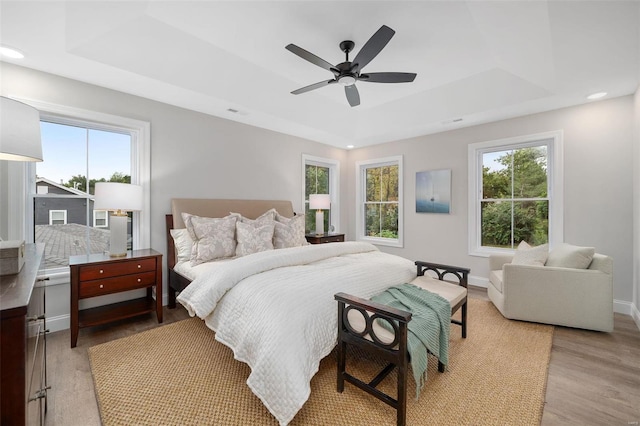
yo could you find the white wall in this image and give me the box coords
[1,63,347,331]
[347,96,636,313]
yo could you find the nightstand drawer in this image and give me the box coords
[79,271,157,298]
[79,258,156,281]
[323,236,344,243]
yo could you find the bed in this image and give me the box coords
[165,198,468,426]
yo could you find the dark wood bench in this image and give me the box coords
[335,261,470,426]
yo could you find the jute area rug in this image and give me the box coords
[88,299,553,425]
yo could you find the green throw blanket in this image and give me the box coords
[371,283,451,398]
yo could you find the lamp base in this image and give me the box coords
[108,214,128,257]
[315,210,324,236]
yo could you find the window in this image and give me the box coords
[355,156,403,247]
[49,210,67,225]
[302,155,340,233]
[22,100,150,274]
[94,210,109,228]
[468,131,563,256]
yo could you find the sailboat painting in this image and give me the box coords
[416,169,451,213]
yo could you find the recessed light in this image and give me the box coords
[0,45,25,59]
[587,92,607,100]
[346,145,354,149]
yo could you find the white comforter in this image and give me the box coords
[177,241,416,425]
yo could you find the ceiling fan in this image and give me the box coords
[285,25,417,107]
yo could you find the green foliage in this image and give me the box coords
[481,147,548,248]
[364,165,399,239]
[63,172,131,195]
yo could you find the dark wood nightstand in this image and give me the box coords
[305,233,345,244]
[69,249,162,348]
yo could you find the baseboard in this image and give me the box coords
[614,299,634,315]
[469,275,488,288]
[46,313,70,334]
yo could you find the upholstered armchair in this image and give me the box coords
[487,243,614,332]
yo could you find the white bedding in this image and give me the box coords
[177,241,416,425]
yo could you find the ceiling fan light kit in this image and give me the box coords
[286,25,417,107]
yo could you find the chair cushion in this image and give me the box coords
[346,277,467,347]
[545,243,595,269]
[489,270,503,293]
[512,241,548,266]
[410,275,467,308]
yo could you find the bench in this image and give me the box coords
[335,260,470,426]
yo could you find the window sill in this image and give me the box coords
[359,236,403,248]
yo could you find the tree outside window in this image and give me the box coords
[356,156,403,247]
[468,131,563,256]
[305,164,330,233]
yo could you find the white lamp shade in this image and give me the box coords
[309,194,331,210]
[0,97,43,162]
[94,182,143,212]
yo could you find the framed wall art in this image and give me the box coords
[416,169,451,214]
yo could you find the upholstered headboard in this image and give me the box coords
[170,198,295,229]
[165,198,296,271]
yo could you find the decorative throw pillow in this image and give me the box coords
[274,213,307,249]
[169,228,193,264]
[182,212,238,265]
[230,208,277,227]
[235,221,275,257]
[511,241,549,267]
[545,243,595,269]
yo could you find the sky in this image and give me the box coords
[36,121,131,185]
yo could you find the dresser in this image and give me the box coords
[0,243,48,425]
[69,249,162,348]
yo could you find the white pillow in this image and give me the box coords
[230,208,277,226]
[235,221,275,257]
[182,212,238,265]
[273,213,307,249]
[511,241,548,267]
[545,243,595,269]
[169,228,193,264]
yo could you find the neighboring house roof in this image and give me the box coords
[36,177,94,198]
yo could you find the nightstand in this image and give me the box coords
[305,233,345,244]
[69,249,162,348]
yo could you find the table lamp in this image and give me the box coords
[94,182,143,257]
[0,96,43,162]
[309,194,330,236]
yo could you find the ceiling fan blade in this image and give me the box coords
[345,85,360,107]
[359,72,417,83]
[351,25,395,72]
[286,44,336,72]
[291,79,336,95]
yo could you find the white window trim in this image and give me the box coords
[467,130,564,257]
[355,155,403,248]
[11,98,150,270]
[49,210,67,225]
[93,210,109,228]
[302,154,340,232]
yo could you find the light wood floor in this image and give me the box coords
[43,287,640,426]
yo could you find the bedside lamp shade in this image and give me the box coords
[0,97,43,162]
[94,182,143,257]
[309,194,331,236]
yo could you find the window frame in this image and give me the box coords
[16,98,150,279]
[355,155,403,248]
[49,210,67,225]
[93,210,109,228]
[301,154,340,232]
[467,130,564,257]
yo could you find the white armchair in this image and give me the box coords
[488,252,614,332]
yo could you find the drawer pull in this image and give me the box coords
[137,278,141,283]
[99,284,104,289]
[138,264,141,268]
[99,269,104,274]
